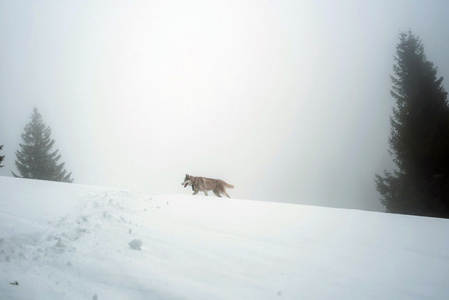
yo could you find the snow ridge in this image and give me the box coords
[1,188,160,299]
[1,177,449,300]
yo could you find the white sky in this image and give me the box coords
[2,0,449,211]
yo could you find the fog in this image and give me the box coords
[2,0,449,211]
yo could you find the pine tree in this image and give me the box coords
[12,108,74,183]
[0,145,4,168]
[375,31,449,218]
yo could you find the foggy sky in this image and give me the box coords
[2,0,449,211]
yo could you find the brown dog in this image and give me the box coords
[182,174,234,198]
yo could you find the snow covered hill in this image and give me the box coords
[1,177,448,300]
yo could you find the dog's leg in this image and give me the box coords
[213,190,222,197]
[203,191,208,196]
[192,190,198,195]
[222,192,230,198]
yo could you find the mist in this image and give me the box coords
[2,0,449,211]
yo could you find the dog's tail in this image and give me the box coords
[224,182,234,189]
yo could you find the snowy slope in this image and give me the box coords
[1,177,448,300]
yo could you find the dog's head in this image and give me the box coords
[182,174,192,188]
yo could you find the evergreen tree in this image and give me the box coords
[375,31,449,218]
[12,108,74,183]
[0,145,4,168]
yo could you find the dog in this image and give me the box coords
[182,174,234,198]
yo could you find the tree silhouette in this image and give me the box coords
[375,31,449,218]
[0,145,4,168]
[13,108,73,183]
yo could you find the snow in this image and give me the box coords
[1,176,448,299]
[128,239,142,251]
